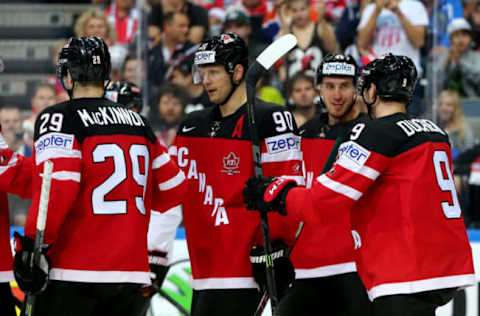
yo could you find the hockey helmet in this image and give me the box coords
[56,36,111,87]
[105,81,143,112]
[358,53,417,106]
[316,53,359,86]
[192,33,248,84]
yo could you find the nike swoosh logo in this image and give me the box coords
[299,129,306,135]
[182,126,196,132]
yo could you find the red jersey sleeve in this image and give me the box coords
[287,139,391,225]
[25,127,82,244]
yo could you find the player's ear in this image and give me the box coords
[64,70,74,90]
[364,83,376,104]
[233,64,244,84]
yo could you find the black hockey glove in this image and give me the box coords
[250,240,295,298]
[243,177,297,215]
[13,232,50,294]
[148,251,169,288]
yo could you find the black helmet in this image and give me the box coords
[105,81,142,112]
[193,33,248,82]
[316,53,359,86]
[358,53,417,105]
[57,36,111,86]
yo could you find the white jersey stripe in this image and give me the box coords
[336,155,380,180]
[152,153,171,169]
[159,170,185,191]
[317,174,362,200]
[0,270,14,282]
[367,273,476,301]
[52,171,81,182]
[36,149,82,165]
[261,150,303,163]
[50,268,151,284]
[280,175,305,186]
[192,277,257,290]
[295,261,356,279]
[0,154,18,176]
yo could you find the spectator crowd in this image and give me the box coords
[2,0,480,227]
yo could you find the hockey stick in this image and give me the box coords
[24,160,54,316]
[245,34,297,316]
[254,136,345,315]
[151,283,191,316]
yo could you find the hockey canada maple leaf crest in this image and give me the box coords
[221,152,240,175]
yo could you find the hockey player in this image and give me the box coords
[105,80,143,113]
[280,53,371,315]
[12,37,186,316]
[0,130,32,316]
[244,54,476,315]
[170,33,304,315]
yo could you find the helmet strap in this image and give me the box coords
[362,88,377,119]
[218,71,239,106]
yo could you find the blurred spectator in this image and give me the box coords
[75,9,129,80]
[45,39,69,103]
[23,83,56,148]
[453,145,480,228]
[432,18,480,97]
[167,52,211,113]
[149,11,196,87]
[209,7,226,37]
[287,72,318,126]
[75,9,117,44]
[467,3,480,51]
[357,0,428,74]
[229,0,272,57]
[223,9,252,42]
[424,0,463,54]
[122,54,142,86]
[357,0,428,116]
[148,0,209,44]
[278,0,337,82]
[335,0,373,50]
[150,83,188,146]
[437,90,475,156]
[105,0,139,44]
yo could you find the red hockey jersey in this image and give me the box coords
[292,113,368,278]
[0,137,34,282]
[171,100,303,290]
[286,113,475,300]
[25,98,185,285]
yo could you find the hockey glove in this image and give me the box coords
[148,251,169,288]
[244,177,297,215]
[13,232,50,294]
[250,240,295,298]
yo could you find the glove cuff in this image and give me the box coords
[264,178,297,215]
[148,250,168,266]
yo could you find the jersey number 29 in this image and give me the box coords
[92,144,149,215]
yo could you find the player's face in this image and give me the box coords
[290,79,316,108]
[197,64,233,105]
[85,17,108,39]
[158,93,184,124]
[437,94,455,123]
[290,0,310,27]
[31,87,56,113]
[320,77,356,118]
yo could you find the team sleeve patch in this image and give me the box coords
[337,141,370,166]
[35,132,74,153]
[265,133,300,154]
[35,132,80,165]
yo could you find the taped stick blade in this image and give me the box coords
[256,34,297,70]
